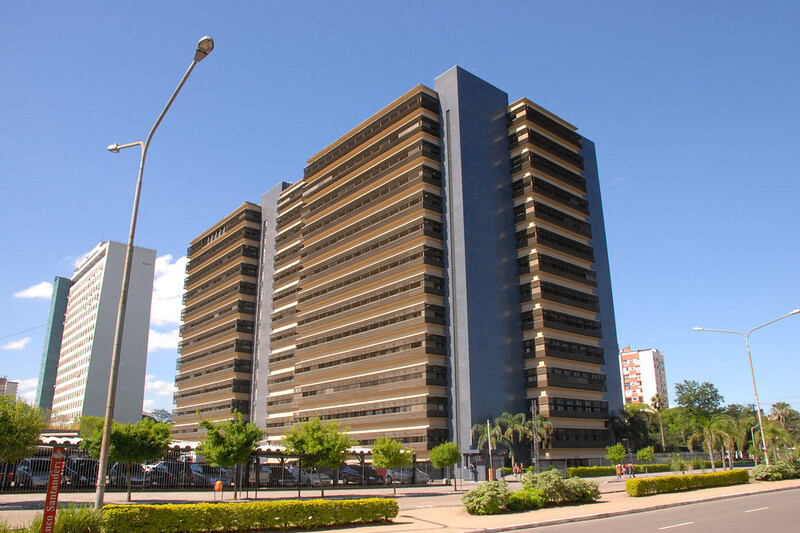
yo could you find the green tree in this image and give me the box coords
[650,394,668,451]
[674,380,724,416]
[197,412,265,499]
[770,402,799,430]
[80,417,171,501]
[430,441,461,490]
[605,443,625,464]
[636,446,655,473]
[282,417,356,496]
[494,412,534,467]
[371,437,412,495]
[0,396,47,464]
[687,413,734,472]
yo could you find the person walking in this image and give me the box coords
[615,464,621,479]
[627,463,635,478]
[513,463,521,480]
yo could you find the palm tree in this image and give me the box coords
[533,413,554,450]
[759,420,794,461]
[687,414,734,472]
[494,412,532,467]
[472,420,502,452]
[770,402,797,430]
[650,394,668,451]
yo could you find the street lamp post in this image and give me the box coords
[693,308,799,468]
[94,36,214,510]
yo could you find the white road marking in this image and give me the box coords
[659,522,694,530]
[745,507,769,513]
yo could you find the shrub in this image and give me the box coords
[564,477,601,503]
[521,469,600,505]
[20,506,102,533]
[567,464,672,477]
[753,459,800,481]
[507,488,546,512]
[103,498,398,533]
[670,456,691,473]
[461,481,512,515]
[626,469,749,497]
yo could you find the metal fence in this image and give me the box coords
[0,446,442,493]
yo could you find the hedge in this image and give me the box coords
[625,469,750,497]
[567,464,672,477]
[103,498,398,533]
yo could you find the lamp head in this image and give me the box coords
[789,309,800,316]
[107,143,120,154]
[692,327,704,331]
[194,36,214,62]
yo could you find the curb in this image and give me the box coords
[452,484,800,533]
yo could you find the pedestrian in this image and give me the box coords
[627,463,635,478]
[513,463,520,480]
[469,463,477,482]
[615,463,621,479]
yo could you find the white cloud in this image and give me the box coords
[149,255,187,327]
[145,374,176,397]
[18,378,38,391]
[147,329,179,353]
[143,398,156,410]
[21,389,36,402]
[13,282,53,299]
[1,337,32,351]
[72,251,93,269]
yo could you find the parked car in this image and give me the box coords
[384,466,429,484]
[63,457,99,488]
[288,466,332,487]
[147,460,193,487]
[190,464,234,487]
[266,466,298,487]
[247,464,272,487]
[14,458,53,489]
[108,462,147,488]
[338,464,384,485]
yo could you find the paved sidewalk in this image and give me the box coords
[1,475,798,531]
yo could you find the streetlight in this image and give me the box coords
[693,308,799,467]
[94,36,214,509]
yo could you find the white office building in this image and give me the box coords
[48,241,155,426]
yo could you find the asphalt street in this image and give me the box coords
[514,490,800,533]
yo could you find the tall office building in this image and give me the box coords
[41,241,155,426]
[619,347,668,406]
[36,276,71,412]
[249,67,621,461]
[172,203,262,439]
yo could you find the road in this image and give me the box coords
[518,489,800,532]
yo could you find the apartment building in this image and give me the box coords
[39,241,155,426]
[172,203,262,439]
[0,377,19,398]
[247,67,621,460]
[619,346,668,406]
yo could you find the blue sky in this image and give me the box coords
[1,1,798,414]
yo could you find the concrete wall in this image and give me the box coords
[435,66,526,452]
[581,139,623,416]
[252,182,292,429]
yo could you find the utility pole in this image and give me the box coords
[487,419,494,481]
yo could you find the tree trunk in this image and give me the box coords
[707,439,716,472]
[126,462,132,502]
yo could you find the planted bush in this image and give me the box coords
[461,481,512,515]
[507,488,546,512]
[752,459,800,481]
[521,469,600,505]
[103,498,398,533]
[626,469,749,497]
[567,464,672,477]
[19,505,103,533]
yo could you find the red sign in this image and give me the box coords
[42,447,66,533]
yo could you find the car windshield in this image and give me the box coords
[28,460,51,473]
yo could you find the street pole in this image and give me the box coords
[487,419,494,481]
[531,400,540,473]
[693,308,799,468]
[94,37,214,510]
[750,424,759,466]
